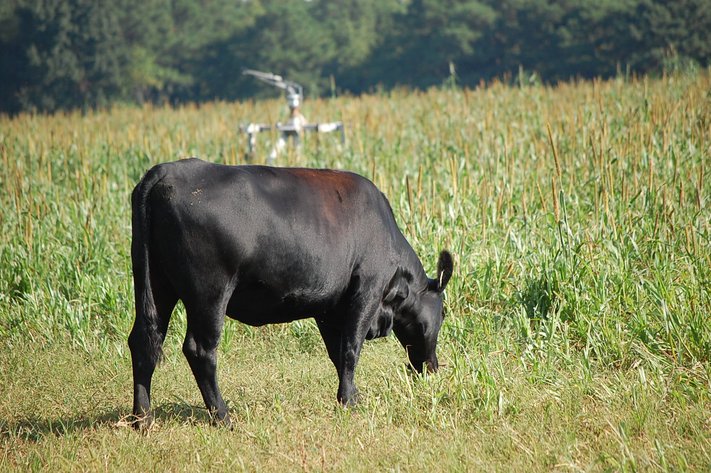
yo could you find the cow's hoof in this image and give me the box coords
[130,412,154,432]
[337,389,360,408]
[210,412,233,430]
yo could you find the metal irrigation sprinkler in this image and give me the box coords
[240,69,345,164]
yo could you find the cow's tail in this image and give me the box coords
[130,165,167,366]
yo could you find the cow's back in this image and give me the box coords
[142,158,411,324]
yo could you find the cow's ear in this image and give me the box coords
[435,251,453,292]
[383,268,410,306]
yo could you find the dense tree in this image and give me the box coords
[631,0,711,70]
[0,0,708,113]
[1,0,129,112]
[311,0,406,93]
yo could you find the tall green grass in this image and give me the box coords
[2,73,707,365]
[1,72,709,470]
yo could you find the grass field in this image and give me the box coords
[1,72,709,471]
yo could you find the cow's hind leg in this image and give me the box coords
[128,279,177,429]
[182,301,231,428]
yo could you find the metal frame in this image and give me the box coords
[241,69,346,164]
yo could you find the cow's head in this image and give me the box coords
[384,251,453,374]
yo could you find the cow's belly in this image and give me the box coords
[224,281,338,326]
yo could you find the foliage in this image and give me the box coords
[1,0,130,112]
[1,0,710,112]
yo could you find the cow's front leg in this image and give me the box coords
[336,330,365,406]
[317,314,366,406]
[316,319,343,378]
[183,306,231,428]
[317,319,359,404]
[335,298,378,406]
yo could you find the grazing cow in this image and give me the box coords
[128,158,453,428]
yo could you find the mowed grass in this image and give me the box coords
[1,72,710,471]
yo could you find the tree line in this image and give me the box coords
[1,0,709,114]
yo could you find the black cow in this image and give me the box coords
[129,158,453,428]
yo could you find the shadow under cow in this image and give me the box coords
[1,402,212,442]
